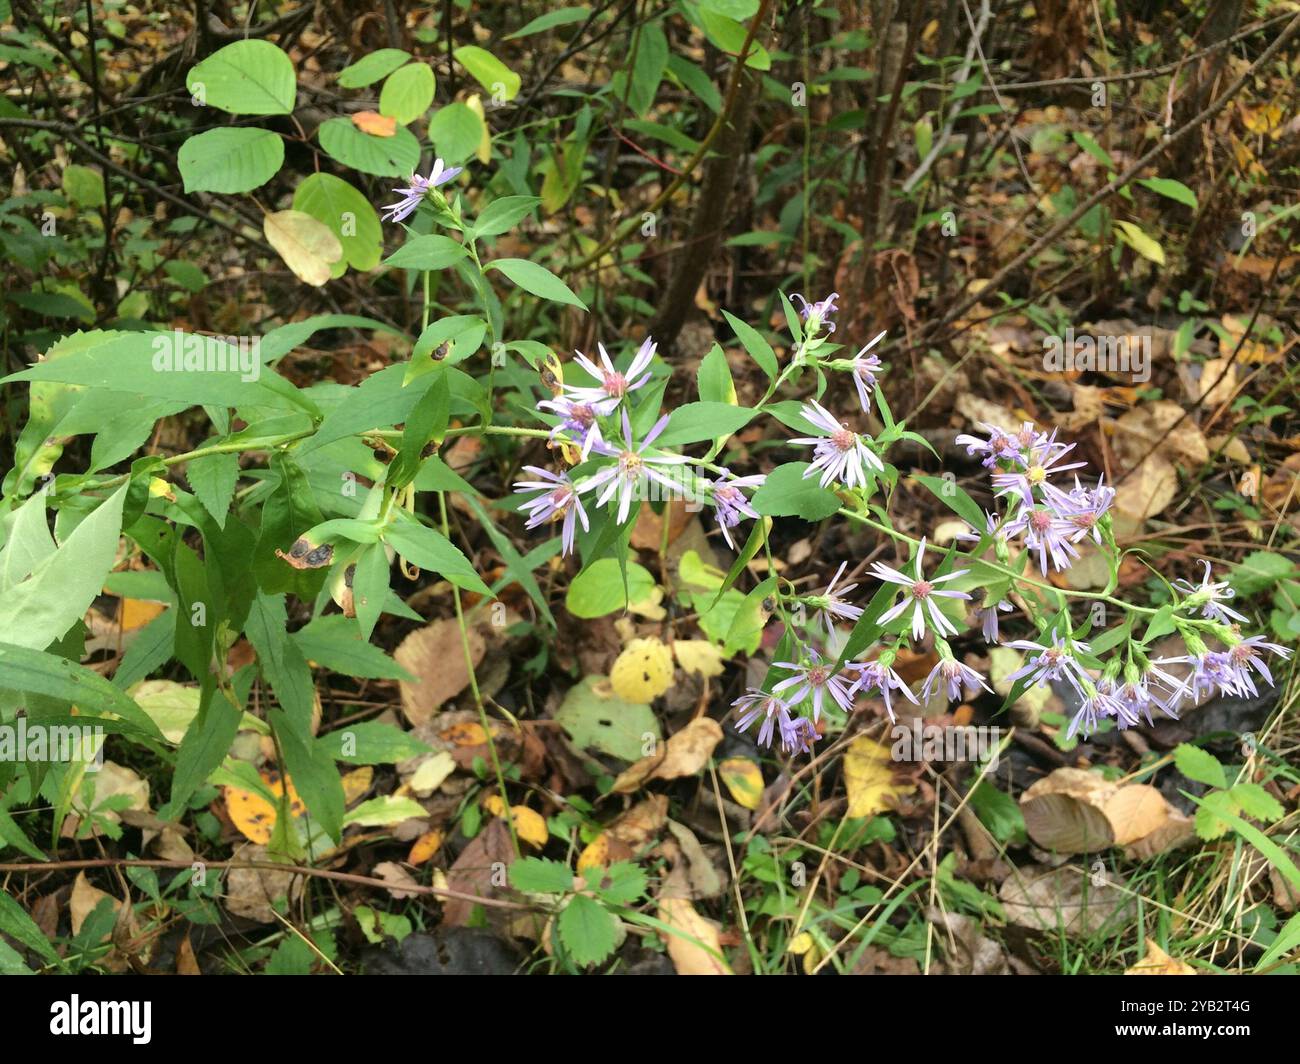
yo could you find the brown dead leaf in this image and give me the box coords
[70,872,119,936]
[657,896,733,975]
[999,864,1135,935]
[373,861,420,900]
[1125,938,1196,975]
[395,620,487,726]
[224,843,303,923]
[441,817,513,926]
[611,717,723,793]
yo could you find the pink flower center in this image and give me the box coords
[831,427,856,452]
[602,370,628,396]
[911,579,933,599]
[1071,512,1095,528]
[571,404,594,426]
[1028,510,1053,532]
[549,486,573,511]
[808,665,828,686]
[1230,644,1254,664]
[716,485,741,504]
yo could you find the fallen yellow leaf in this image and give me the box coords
[718,757,764,810]
[843,736,915,818]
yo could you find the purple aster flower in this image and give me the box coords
[811,561,863,638]
[1066,685,1136,741]
[783,715,819,754]
[579,409,689,524]
[1152,650,1236,704]
[1099,673,1179,728]
[790,399,884,490]
[792,291,839,334]
[563,337,656,405]
[955,510,1008,550]
[732,688,801,750]
[381,158,463,223]
[1004,505,1081,575]
[513,466,589,556]
[870,537,971,640]
[975,600,1013,643]
[1172,559,1250,625]
[771,650,856,723]
[536,394,615,459]
[1218,636,1292,697]
[849,331,887,412]
[1052,476,1115,546]
[849,657,918,722]
[991,433,1087,506]
[707,471,765,550]
[954,423,1023,468]
[1003,635,1092,696]
[921,657,992,704]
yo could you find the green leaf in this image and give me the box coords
[186,451,239,528]
[566,558,654,617]
[318,117,421,177]
[245,592,316,737]
[168,686,243,814]
[452,45,521,101]
[383,516,492,596]
[487,258,587,310]
[272,712,345,842]
[472,195,541,238]
[2,330,290,410]
[427,102,485,166]
[379,62,435,124]
[1257,909,1300,970]
[505,7,591,39]
[178,127,283,194]
[555,675,661,762]
[62,164,105,209]
[319,721,430,764]
[697,344,736,404]
[655,401,753,446]
[626,22,668,116]
[383,234,469,271]
[1114,220,1165,265]
[1135,177,1198,210]
[1230,550,1294,596]
[0,485,126,651]
[969,780,1027,845]
[0,890,59,966]
[0,643,163,739]
[293,173,383,273]
[914,473,985,531]
[291,614,414,681]
[187,40,297,115]
[557,893,619,966]
[695,9,771,69]
[751,462,840,521]
[721,309,778,382]
[343,795,428,828]
[337,48,411,88]
[590,861,648,904]
[1229,781,1284,822]
[509,856,575,894]
[1173,743,1227,789]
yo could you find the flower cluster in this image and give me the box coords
[507,293,1289,756]
[512,335,764,555]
